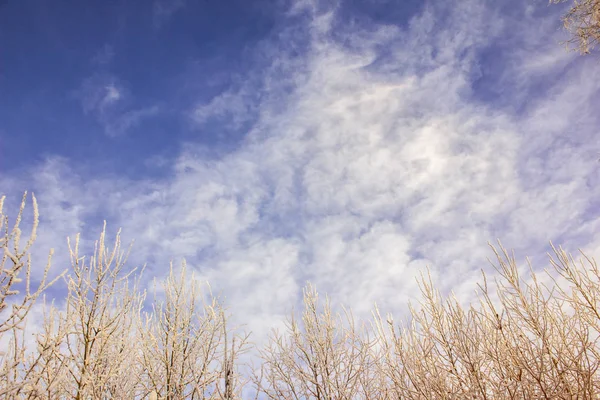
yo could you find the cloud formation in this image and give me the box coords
[77,74,125,115]
[2,0,599,349]
[75,74,160,137]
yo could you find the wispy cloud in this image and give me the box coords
[77,74,125,115]
[105,105,160,137]
[3,0,600,350]
[75,74,160,137]
[191,89,256,131]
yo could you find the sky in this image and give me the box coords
[1,0,600,344]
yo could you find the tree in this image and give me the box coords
[5,190,600,399]
[373,243,600,398]
[53,223,144,399]
[552,0,600,54]
[0,192,248,399]
[137,262,249,400]
[0,192,63,398]
[254,284,383,399]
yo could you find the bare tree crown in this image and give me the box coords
[552,0,600,54]
[3,194,600,399]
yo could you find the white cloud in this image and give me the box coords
[103,84,121,105]
[76,74,160,137]
[191,89,255,131]
[4,0,600,358]
[77,74,125,115]
[105,105,160,137]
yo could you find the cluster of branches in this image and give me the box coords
[552,0,600,54]
[3,193,600,399]
[0,193,248,399]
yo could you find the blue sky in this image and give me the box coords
[1,0,600,341]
